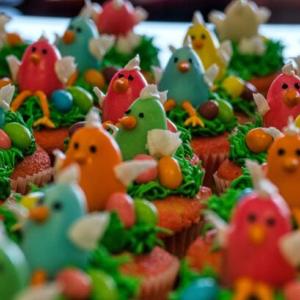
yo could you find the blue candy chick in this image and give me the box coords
[158,43,218,127]
[21,165,109,281]
[0,223,29,300]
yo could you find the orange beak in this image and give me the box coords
[63,30,75,44]
[283,157,299,172]
[74,152,87,165]
[193,40,203,49]
[0,78,11,89]
[29,206,49,223]
[177,61,190,73]
[119,115,137,130]
[248,224,266,245]
[30,53,41,65]
[283,89,300,108]
[113,78,129,93]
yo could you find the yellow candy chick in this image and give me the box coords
[184,11,232,80]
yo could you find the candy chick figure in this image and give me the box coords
[266,119,300,225]
[96,55,147,123]
[184,11,232,80]
[0,223,29,300]
[57,16,114,74]
[6,38,76,128]
[254,64,300,130]
[158,41,218,127]
[21,165,110,280]
[60,108,156,211]
[208,161,300,299]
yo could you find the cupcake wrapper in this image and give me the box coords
[11,167,54,194]
[162,221,203,258]
[138,255,179,300]
[213,172,232,195]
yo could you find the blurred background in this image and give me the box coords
[1,0,300,23]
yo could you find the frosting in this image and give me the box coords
[230,167,253,190]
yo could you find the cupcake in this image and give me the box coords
[6,38,93,154]
[209,0,284,95]
[81,0,160,80]
[0,84,51,196]
[157,41,237,186]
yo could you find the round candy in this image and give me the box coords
[180,278,219,300]
[56,268,91,300]
[0,129,11,149]
[0,108,5,127]
[134,154,158,184]
[67,86,93,114]
[134,199,158,225]
[241,82,257,101]
[217,100,234,123]
[69,121,86,137]
[199,100,219,120]
[245,128,273,153]
[51,90,73,113]
[102,67,119,83]
[84,69,105,88]
[222,75,245,98]
[158,156,183,189]
[106,193,135,228]
[4,122,32,151]
[88,270,118,300]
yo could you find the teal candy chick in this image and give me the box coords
[158,42,218,127]
[21,165,109,280]
[115,85,168,161]
[0,223,29,300]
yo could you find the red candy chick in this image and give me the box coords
[254,63,300,130]
[7,38,75,128]
[96,55,147,123]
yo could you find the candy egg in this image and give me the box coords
[246,128,273,153]
[134,154,158,183]
[51,90,73,113]
[222,75,245,98]
[217,99,234,123]
[84,69,105,89]
[180,278,219,300]
[158,156,183,189]
[4,122,32,151]
[240,82,257,101]
[69,121,86,137]
[199,100,219,120]
[67,86,93,113]
[0,108,5,128]
[106,193,135,228]
[0,129,11,149]
[134,199,158,225]
[89,270,119,300]
[56,268,91,300]
[167,119,177,132]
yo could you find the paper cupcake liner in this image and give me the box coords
[162,220,203,258]
[138,253,179,300]
[11,167,54,194]
[213,171,232,195]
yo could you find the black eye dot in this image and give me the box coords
[42,49,47,55]
[89,145,97,153]
[76,27,82,33]
[128,75,134,81]
[191,35,195,40]
[174,57,178,63]
[138,112,144,118]
[296,149,300,156]
[52,202,62,211]
[282,83,288,89]
[73,142,79,150]
[247,213,256,223]
[125,109,131,115]
[266,217,276,227]
[188,58,193,64]
[32,47,36,52]
[277,148,285,156]
[118,73,124,78]
[295,83,300,89]
[201,33,206,39]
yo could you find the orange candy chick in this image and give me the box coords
[267,120,300,222]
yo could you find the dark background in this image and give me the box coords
[1,0,300,23]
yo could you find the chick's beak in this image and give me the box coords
[283,88,300,108]
[248,224,266,245]
[73,152,87,165]
[283,157,299,173]
[177,61,190,73]
[193,40,203,49]
[119,115,137,130]
[29,206,50,223]
[30,53,41,65]
[63,30,75,44]
[113,78,129,93]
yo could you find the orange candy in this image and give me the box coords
[246,128,273,153]
[84,69,105,89]
[158,156,183,189]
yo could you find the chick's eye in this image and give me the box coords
[296,149,300,156]
[128,75,134,81]
[295,83,300,89]
[125,109,131,115]
[277,148,285,156]
[73,142,79,150]
[138,112,144,118]
[42,49,47,55]
[266,217,276,227]
[201,33,206,39]
[118,74,124,78]
[31,47,36,52]
[76,27,82,33]
[191,35,195,40]
[188,58,193,64]
[89,145,97,153]
[247,213,256,223]
[52,202,63,211]
[174,57,178,63]
[282,83,288,89]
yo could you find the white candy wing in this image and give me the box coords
[89,35,115,60]
[6,55,20,81]
[55,56,76,84]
